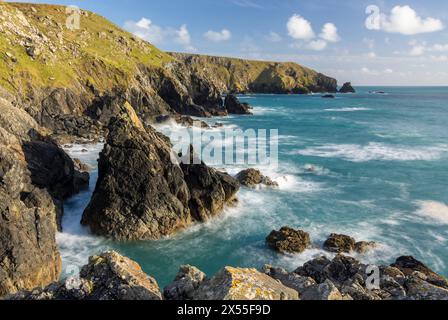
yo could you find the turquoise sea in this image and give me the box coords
[60,87,448,287]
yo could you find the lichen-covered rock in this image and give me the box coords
[236,169,278,188]
[164,265,206,300]
[5,251,163,300]
[224,94,253,115]
[339,82,356,93]
[266,227,311,254]
[193,267,299,300]
[323,234,376,254]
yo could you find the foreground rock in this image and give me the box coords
[339,82,356,93]
[164,265,206,300]
[236,169,279,188]
[5,251,162,300]
[224,94,253,115]
[323,234,376,254]
[193,267,299,300]
[82,103,239,240]
[0,98,71,296]
[266,227,311,254]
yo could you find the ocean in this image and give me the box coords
[59,86,448,287]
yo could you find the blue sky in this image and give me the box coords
[13,0,448,85]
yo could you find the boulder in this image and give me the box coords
[193,267,299,300]
[5,251,163,300]
[323,234,376,254]
[392,256,448,289]
[164,265,206,300]
[266,227,311,254]
[300,280,344,301]
[339,82,356,93]
[236,169,279,188]
[224,94,252,115]
[263,265,316,297]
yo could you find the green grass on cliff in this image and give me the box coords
[0,3,172,93]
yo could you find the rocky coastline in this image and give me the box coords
[0,2,446,301]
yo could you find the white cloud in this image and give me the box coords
[266,31,282,42]
[204,29,232,42]
[287,14,315,40]
[379,6,444,35]
[362,67,394,76]
[366,52,377,59]
[175,24,196,51]
[124,18,164,44]
[319,23,340,42]
[306,39,327,51]
[410,45,425,56]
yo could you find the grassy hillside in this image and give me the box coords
[170,53,337,94]
[0,2,172,93]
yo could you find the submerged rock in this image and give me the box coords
[224,94,253,115]
[236,169,279,188]
[193,267,299,300]
[266,227,311,254]
[5,251,162,300]
[339,82,356,93]
[323,234,376,254]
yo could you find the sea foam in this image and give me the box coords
[415,200,448,225]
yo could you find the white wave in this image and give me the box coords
[325,107,371,112]
[294,142,446,162]
[415,200,448,225]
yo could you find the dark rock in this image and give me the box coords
[266,227,311,254]
[322,94,335,99]
[164,265,206,300]
[236,169,279,188]
[323,234,376,254]
[263,265,316,297]
[392,256,448,289]
[224,94,253,115]
[339,82,356,93]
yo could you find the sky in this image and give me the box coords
[11,0,448,85]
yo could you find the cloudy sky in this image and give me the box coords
[15,0,448,85]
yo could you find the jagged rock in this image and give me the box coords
[339,82,356,93]
[224,94,253,115]
[0,99,62,296]
[323,234,376,254]
[301,280,344,301]
[164,265,206,300]
[263,265,316,297]
[404,276,448,300]
[236,169,279,188]
[392,256,448,289]
[193,267,299,300]
[5,251,163,300]
[82,103,239,240]
[266,227,311,254]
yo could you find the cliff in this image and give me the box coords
[170,53,338,94]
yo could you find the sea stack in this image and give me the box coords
[339,82,356,93]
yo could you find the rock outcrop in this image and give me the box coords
[5,251,163,300]
[266,227,311,254]
[339,82,356,93]
[163,265,206,300]
[0,98,63,296]
[81,103,239,240]
[224,94,252,115]
[323,234,376,254]
[236,169,278,188]
[193,267,299,300]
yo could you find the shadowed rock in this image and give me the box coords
[323,234,376,254]
[224,94,253,115]
[164,265,206,300]
[236,169,279,188]
[339,82,356,93]
[266,227,311,254]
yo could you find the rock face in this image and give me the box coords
[82,103,239,240]
[224,94,252,115]
[0,98,64,296]
[236,169,278,188]
[339,82,356,93]
[266,227,311,254]
[193,267,299,300]
[164,265,206,300]
[5,251,163,300]
[323,234,376,254]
